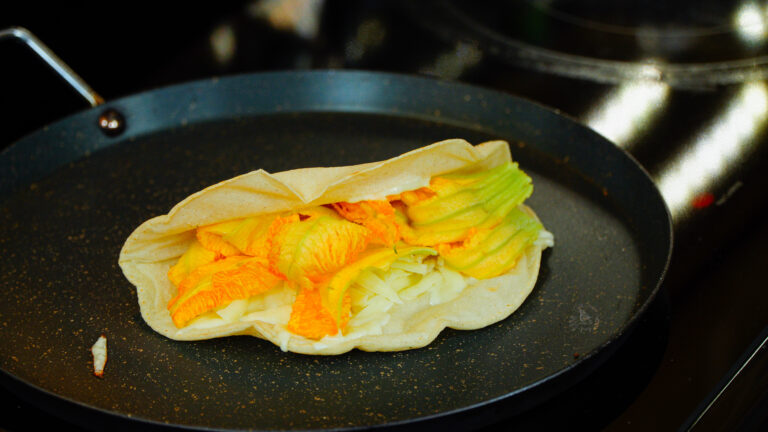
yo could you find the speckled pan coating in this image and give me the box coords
[0,71,671,431]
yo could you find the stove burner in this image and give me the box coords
[407,1,768,87]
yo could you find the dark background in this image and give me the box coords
[1,1,768,430]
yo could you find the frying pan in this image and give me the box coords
[0,56,671,429]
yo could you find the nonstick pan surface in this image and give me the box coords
[0,71,671,430]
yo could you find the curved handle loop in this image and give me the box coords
[0,26,104,107]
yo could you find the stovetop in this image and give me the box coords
[1,1,767,430]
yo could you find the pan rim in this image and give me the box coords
[0,69,673,430]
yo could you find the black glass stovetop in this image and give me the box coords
[1,1,767,430]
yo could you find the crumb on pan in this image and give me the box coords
[91,334,107,378]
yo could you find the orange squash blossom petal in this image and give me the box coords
[169,257,281,327]
[331,200,401,246]
[286,288,351,340]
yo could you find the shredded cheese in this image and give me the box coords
[91,334,107,378]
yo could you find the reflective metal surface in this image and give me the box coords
[0,27,104,107]
[96,108,125,137]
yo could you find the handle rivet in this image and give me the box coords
[98,109,125,137]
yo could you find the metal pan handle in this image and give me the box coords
[0,26,104,107]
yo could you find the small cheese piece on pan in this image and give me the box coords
[91,334,107,378]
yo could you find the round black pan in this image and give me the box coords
[0,71,671,431]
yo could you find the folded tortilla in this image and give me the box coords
[119,139,552,355]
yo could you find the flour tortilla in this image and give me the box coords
[119,139,549,355]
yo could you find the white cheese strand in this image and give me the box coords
[91,334,107,378]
